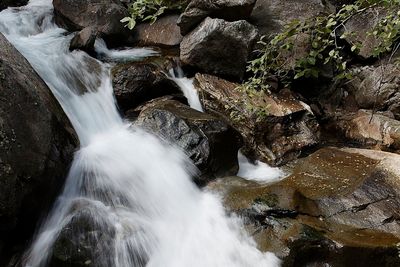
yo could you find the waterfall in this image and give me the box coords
[168,67,204,112]
[0,1,280,266]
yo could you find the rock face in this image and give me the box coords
[177,0,256,35]
[132,15,183,47]
[210,147,400,266]
[0,34,77,259]
[135,99,243,185]
[0,0,27,11]
[327,110,400,151]
[195,74,320,166]
[51,202,117,267]
[343,6,388,58]
[180,18,258,79]
[346,64,400,119]
[111,62,182,111]
[250,0,334,36]
[53,0,130,46]
[69,27,98,54]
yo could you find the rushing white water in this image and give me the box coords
[168,68,204,112]
[0,1,280,266]
[237,152,285,184]
[94,38,159,62]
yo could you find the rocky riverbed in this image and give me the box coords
[0,0,400,266]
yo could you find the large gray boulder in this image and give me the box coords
[135,99,243,185]
[250,0,334,36]
[177,0,256,35]
[180,17,258,79]
[53,0,130,46]
[0,33,77,260]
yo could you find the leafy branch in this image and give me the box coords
[243,0,400,93]
[121,0,187,30]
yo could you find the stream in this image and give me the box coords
[0,0,280,266]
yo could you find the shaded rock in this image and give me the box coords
[327,109,400,151]
[0,0,27,11]
[132,15,183,47]
[51,202,116,267]
[209,147,400,266]
[180,18,258,79]
[0,33,77,260]
[346,64,400,119]
[194,73,320,166]
[342,6,389,59]
[178,0,256,35]
[111,62,182,111]
[69,27,98,55]
[250,0,334,36]
[53,0,130,47]
[135,99,243,185]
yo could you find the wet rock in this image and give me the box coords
[346,64,400,119]
[51,203,116,267]
[194,73,320,166]
[0,33,77,260]
[177,0,256,35]
[69,27,98,55]
[132,15,183,47]
[327,109,400,150]
[111,62,182,111]
[53,0,130,47]
[284,147,400,237]
[135,99,243,185]
[0,0,27,11]
[250,0,334,36]
[210,147,400,266]
[180,18,258,80]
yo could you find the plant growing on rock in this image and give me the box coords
[121,0,187,29]
[244,0,400,92]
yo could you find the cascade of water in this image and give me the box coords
[237,152,285,184]
[168,67,204,112]
[0,1,281,266]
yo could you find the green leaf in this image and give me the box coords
[120,17,131,23]
[127,19,136,30]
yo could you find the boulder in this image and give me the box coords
[327,109,400,151]
[53,0,130,47]
[135,99,243,185]
[346,64,400,119]
[250,0,334,36]
[69,27,98,55]
[194,73,320,166]
[51,202,116,267]
[0,33,77,260]
[342,6,390,59]
[0,0,27,11]
[177,0,256,35]
[180,18,258,79]
[209,147,400,266]
[132,15,183,47]
[111,62,182,111]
